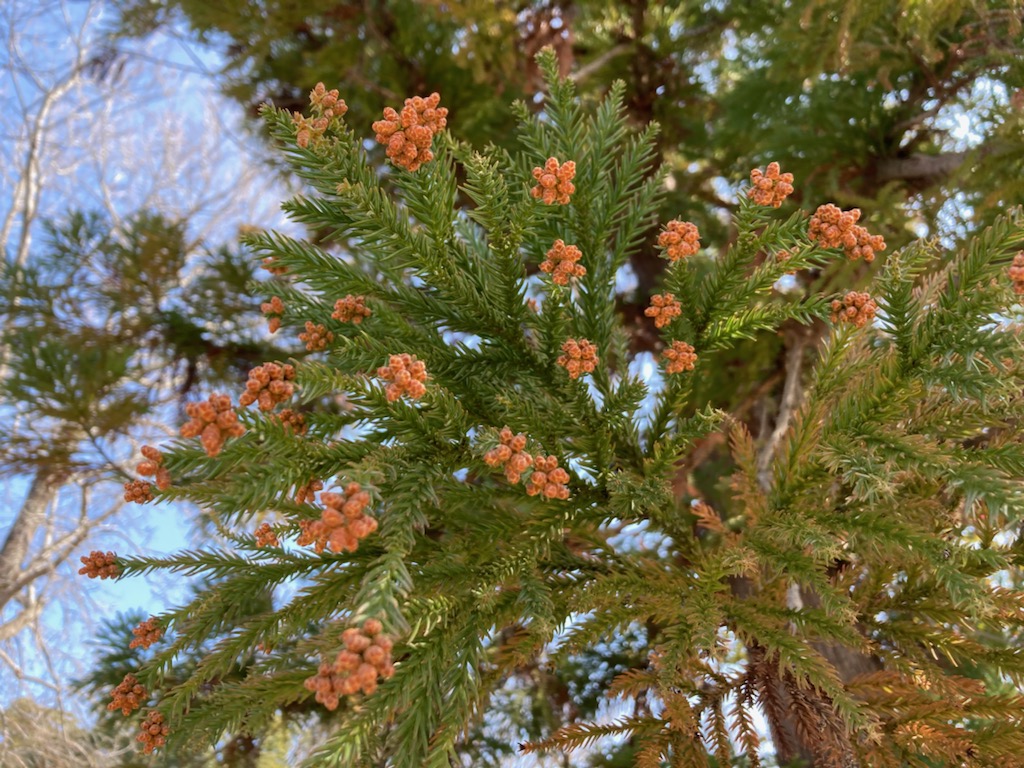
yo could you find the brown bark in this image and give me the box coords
[758,588,882,768]
[875,150,973,183]
[690,327,882,767]
[758,334,881,766]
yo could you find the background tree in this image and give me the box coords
[0,697,106,768]
[1,207,268,634]
[94,54,1024,767]
[0,0,289,741]
[112,0,1024,244]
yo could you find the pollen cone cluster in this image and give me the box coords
[1009,252,1024,294]
[377,353,428,401]
[525,454,571,500]
[776,247,799,275]
[109,674,147,716]
[275,408,308,435]
[304,619,396,709]
[663,340,698,374]
[297,483,376,554]
[808,204,886,262]
[299,322,333,352]
[294,478,323,505]
[557,338,598,379]
[530,157,576,205]
[123,479,153,504]
[332,294,372,324]
[254,522,280,547]
[372,93,448,171]
[831,290,878,327]
[658,220,701,260]
[292,82,348,149]
[136,445,170,491]
[261,256,287,275]
[180,394,245,457]
[137,710,169,754]
[261,296,284,333]
[240,362,296,411]
[748,162,794,207]
[539,240,586,285]
[645,292,682,328]
[484,427,571,499]
[79,550,119,579]
[484,427,533,483]
[129,617,163,650]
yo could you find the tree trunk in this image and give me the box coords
[725,330,881,767]
[757,607,881,767]
[0,466,66,614]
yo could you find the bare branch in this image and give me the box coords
[875,148,997,183]
[756,337,807,492]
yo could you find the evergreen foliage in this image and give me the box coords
[79,607,296,767]
[0,208,269,473]
[94,51,1024,767]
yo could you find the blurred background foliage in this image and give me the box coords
[113,0,1024,248]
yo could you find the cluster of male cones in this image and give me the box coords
[304,619,396,710]
[107,674,169,754]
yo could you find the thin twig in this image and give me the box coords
[756,338,806,493]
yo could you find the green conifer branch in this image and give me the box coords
[81,51,1024,768]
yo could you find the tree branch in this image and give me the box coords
[876,150,978,183]
[0,467,67,613]
[756,337,806,492]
